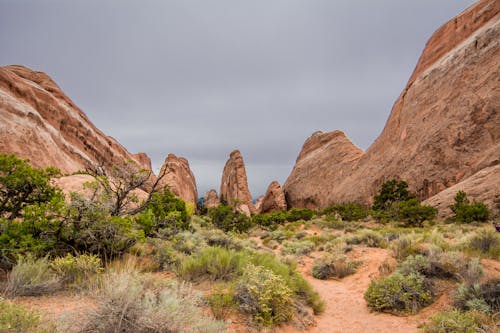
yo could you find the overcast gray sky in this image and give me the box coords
[0,0,476,198]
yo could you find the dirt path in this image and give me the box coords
[278,247,433,333]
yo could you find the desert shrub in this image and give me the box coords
[207,287,236,320]
[135,188,189,236]
[465,231,499,259]
[287,208,315,222]
[421,310,486,333]
[346,230,387,248]
[280,240,315,256]
[208,204,253,232]
[453,279,500,314]
[323,239,352,254]
[294,230,308,239]
[202,229,235,249]
[450,191,490,223]
[378,257,397,276]
[0,297,54,333]
[2,255,61,297]
[171,231,205,255]
[263,239,280,249]
[397,254,432,276]
[390,234,424,261]
[396,199,437,227]
[176,246,244,281]
[235,264,294,326]
[268,229,289,243]
[152,241,182,270]
[372,179,413,211]
[323,203,368,221]
[312,255,357,279]
[364,272,433,313]
[82,268,226,333]
[50,253,102,286]
[252,211,288,227]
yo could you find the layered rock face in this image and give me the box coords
[220,150,255,216]
[284,0,500,214]
[261,181,287,213]
[204,189,220,209]
[158,154,198,205]
[0,65,149,174]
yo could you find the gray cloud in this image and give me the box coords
[0,0,476,197]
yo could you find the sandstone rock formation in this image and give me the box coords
[254,196,265,214]
[204,189,220,209]
[0,65,149,174]
[157,154,198,205]
[220,150,255,216]
[284,0,500,215]
[261,181,287,213]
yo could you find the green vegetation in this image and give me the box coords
[251,208,315,228]
[312,254,358,279]
[450,191,489,223]
[0,297,54,333]
[372,179,413,211]
[208,204,253,232]
[323,203,369,221]
[421,310,487,333]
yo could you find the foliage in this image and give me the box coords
[450,191,489,223]
[81,268,227,333]
[0,154,59,221]
[280,240,315,256]
[372,179,413,211]
[151,240,182,270]
[50,253,103,286]
[252,209,315,228]
[287,208,315,222]
[0,297,54,333]
[208,204,253,232]
[207,286,236,320]
[2,255,61,297]
[453,279,500,314]
[323,203,368,221]
[346,229,387,248]
[396,199,437,227]
[135,188,189,236]
[176,246,244,281]
[421,310,486,333]
[235,264,294,326]
[312,255,357,279]
[364,272,433,313]
[465,231,499,259]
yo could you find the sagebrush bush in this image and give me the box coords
[236,264,294,326]
[364,272,433,313]
[323,203,369,221]
[390,234,424,260]
[421,310,486,333]
[82,268,227,333]
[207,287,236,320]
[0,297,54,333]
[280,240,315,256]
[465,231,499,259]
[3,255,61,297]
[152,240,182,270]
[176,246,244,281]
[50,253,102,286]
[453,279,500,314]
[346,230,387,248]
[312,255,357,280]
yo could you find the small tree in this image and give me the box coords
[372,179,413,211]
[0,154,60,222]
[450,191,489,223]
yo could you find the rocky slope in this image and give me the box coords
[157,154,198,205]
[0,65,150,174]
[204,189,221,209]
[220,150,255,216]
[284,0,500,213]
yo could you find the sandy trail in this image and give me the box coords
[278,247,428,333]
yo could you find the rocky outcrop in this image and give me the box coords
[0,65,149,174]
[284,0,500,212]
[157,154,198,205]
[220,150,255,216]
[254,196,265,214]
[261,181,287,213]
[423,165,500,218]
[284,131,363,209]
[204,189,220,209]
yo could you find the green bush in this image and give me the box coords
[2,255,61,297]
[453,279,500,314]
[50,253,102,285]
[396,199,437,227]
[236,264,294,326]
[323,203,368,221]
[176,246,244,281]
[421,310,486,333]
[0,297,54,333]
[364,272,433,313]
[390,234,424,261]
[466,231,499,259]
[372,179,413,211]
[346,230,387,248]
[208,204,253,232]
[207,287,236,320]
[287,208,315,222]
[82,268,226,333]
[312,255,357,279]
[450,191,489,222]
[281,240,316,256]
[152,240,182,270]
